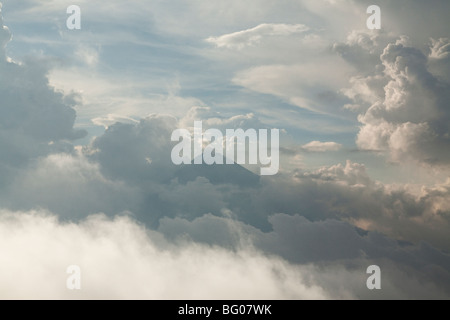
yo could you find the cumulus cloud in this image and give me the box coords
[89,114,179,184]
[0,4,86,192]
[161,212,450,299]
[352,38,450,166]
[2,94,447,252]
[291,161,450,251]
[1,153,141,220]
[88,110,450,251]
[428,38,450,83]
[1,210,449,300]
[332,30,394,75]
[0,210,330,300]
[3,85,444,255]
[0,16,86,147]
[429,38,450,60]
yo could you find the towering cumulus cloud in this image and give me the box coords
[356,38,450,166]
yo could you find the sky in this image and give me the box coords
[0,0,449,299]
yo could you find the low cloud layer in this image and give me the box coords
[0,210,328,300]
[1,210,449,300]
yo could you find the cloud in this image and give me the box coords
[302,141,343,152]
[429,38,450,60]
[83,108,270,227]
[0,3,11,59]
[207,22,355,117]
[91,114,139,129]
[0,210,330,300]
[2,153,141,220]
[206,23,309,50]
[1,209,449,300]
[74,45,100,67]
[48,68,205,130]
[233,62,353,115]
[160,212,450,298]
[291,162,450,251]
[353,38,450,166]
[2,0,450,300]
[332,30,395,75]
[179,106,268,133]
[89,114,179,184]
[3,94,444,253]
[428,38,450,83]
[0,4,86,192]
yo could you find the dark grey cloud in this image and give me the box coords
[1,154,142,220]
[84,110,267,227]
[4,102,444,253]
[0,6,86,201]
[159,212,450,299]
[90,115,179,184]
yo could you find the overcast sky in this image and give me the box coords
[0,0,449,299]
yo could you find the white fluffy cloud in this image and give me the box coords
[1,210,449,300]
[0,210,330,300]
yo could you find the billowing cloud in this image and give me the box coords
[1,209,449,300]
[428,37,450,86]
[0,3,86,193]
[2,153,141,220]
[349,38,450,166]
[161,212,450,298]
